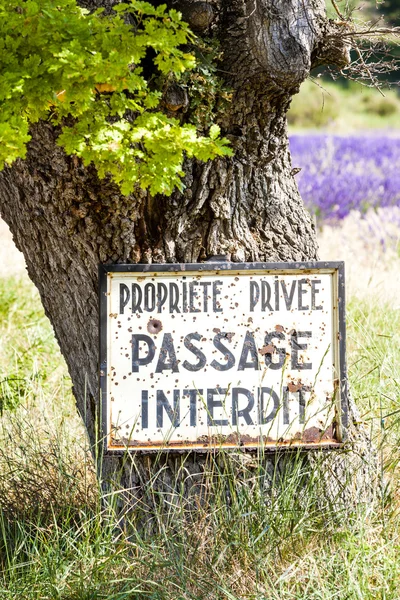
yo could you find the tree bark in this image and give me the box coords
[0,0,376,521]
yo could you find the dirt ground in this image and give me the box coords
[0,212,399,303]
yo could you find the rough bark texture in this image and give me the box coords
[0,0,377,520]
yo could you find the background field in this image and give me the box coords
[1,72,400,598]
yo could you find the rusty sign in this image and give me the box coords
[99,262,348,453]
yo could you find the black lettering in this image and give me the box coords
[157,283,168,313]
[264,332,286,370]
[232,388,254,425]
[156,390,180,427]
[156,333,179,373]
[299,388,306,424]
[282,387,307,424]
[169,283,181,313]
[281,280,297,310]
[261,281,273,312]
[141,390,148,429]
[131,283,143,313]
[207,388,228,426]
[274,277,280,310]
[184,389,202,427]
[311,280,323,310]
[199,281,211,312]
[238,331,259,370]
[213,280,223,313]
[182,333,207,372]
[144,283,156,312]
[189,282,201,313]
[119,283,130,315]
[258,387,279,424]
[249,281,260,312]
[132,334,156,372]
[182,281,188,313]
[283,387,290,424]
[291,331,312,370]
[210,333,235,371]
[298,279,309,311]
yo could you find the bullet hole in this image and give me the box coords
[147,318,163,334]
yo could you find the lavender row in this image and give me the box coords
[289,134,400,222]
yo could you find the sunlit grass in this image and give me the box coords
[0,277,70,414]
[288,79,400,132]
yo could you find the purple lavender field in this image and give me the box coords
[289,134,400,222]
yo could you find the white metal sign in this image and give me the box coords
[99,262,347,452]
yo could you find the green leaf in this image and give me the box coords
[0,0,231,196]
[209,124,220,140]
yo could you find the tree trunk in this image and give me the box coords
[0,0,376,522]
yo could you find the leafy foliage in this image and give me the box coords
[0,0,232,195]
[180,36,232,130]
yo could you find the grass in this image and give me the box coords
[0,277,70,413]
[0,274,399,598]
[288,79,400,132]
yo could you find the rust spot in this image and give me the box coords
[225,432,240,444]
[213,327,221,334]
[259,344,275,356]
[301,426,335,443]
[288,381,303,392]
[110,425,339,450]
[321,425,334,440]
[147,319,163,334]
[275,324,284,332]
